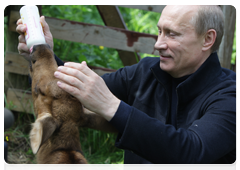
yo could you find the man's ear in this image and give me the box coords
[29,113,58,154]
[202,29,217,52]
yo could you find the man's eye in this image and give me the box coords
[158,30,162,35]
[166,31,177,37]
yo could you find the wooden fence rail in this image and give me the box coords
[8,10,158,56]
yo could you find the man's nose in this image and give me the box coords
[154,35,168,51]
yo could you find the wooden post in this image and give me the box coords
[218,5,236,69]
[234,48,238,74]
[4,5,30,96]
[97,5,140,66]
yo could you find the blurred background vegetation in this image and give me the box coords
[41,5,161,69]
[4,5,236,164]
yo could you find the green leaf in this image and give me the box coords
[78,54,87,63]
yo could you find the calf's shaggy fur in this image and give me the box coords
[28,44,87,163]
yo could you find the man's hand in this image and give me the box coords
[16,16,53,59]
[54,61,121,121]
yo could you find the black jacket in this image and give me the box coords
[102,52,236,164]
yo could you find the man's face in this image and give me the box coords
[154,6,206,78]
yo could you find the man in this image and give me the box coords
[17,5,236,163]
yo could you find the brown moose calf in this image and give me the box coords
[28,44,87,164]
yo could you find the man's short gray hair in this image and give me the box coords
[190,5,224,52]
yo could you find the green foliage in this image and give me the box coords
[42,5,124,69]
[80,128,124,164]
[118,7,160,35]
[118,7,160,59]
[41,5,161,68]
[43,5,104,25]
[4,93,16,110]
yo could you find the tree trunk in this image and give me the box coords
[218,5,236,69]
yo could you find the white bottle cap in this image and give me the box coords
[20,5,46,50]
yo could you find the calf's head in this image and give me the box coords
[28,44,84,154]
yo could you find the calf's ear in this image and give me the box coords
[29,113,58,154]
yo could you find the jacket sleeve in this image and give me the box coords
[102,62,142,133]
[54,54,64,66]
[109,83,236,163]
[102,58,152,134]
[102,64,138,104]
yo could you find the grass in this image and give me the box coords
[80,129,124,164]
[5,127,124,164]
[4,94,124,164]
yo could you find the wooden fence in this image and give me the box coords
[4,5,236,114]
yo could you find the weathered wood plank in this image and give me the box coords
[7,88,33,113]
[9,10,158,55]
[118,5,165,13]
[4,51,115,76]
[4,51,29,75]
[90,68,114,76]
[46,17,158,55]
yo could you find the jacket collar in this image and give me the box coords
[150,52,222,104]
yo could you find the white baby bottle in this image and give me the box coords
[19,5,46,51]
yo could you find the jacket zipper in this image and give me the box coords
[175,88,179,129]
[150,68,171,124]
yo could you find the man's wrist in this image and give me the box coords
[103,97,121,121]
[109,100,131,133]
